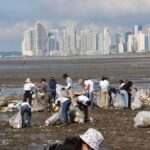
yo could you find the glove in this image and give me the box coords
[61,88,65,90]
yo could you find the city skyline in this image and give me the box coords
[1,0,150,52]
[22,22,150,56]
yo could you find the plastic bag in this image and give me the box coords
[69,105,85,124]
[96,92,103,108]
[112,93,124,109]
[9,111,22,128]
[134,111,150,127]
[45,112,61,126]
[32,99,45,112]
[131,91,142,110]
[56,84,68,98]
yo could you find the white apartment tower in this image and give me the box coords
[66,24,76,55]
[148,28,150,51]
[22,21,48,56]
[35,22,48,56]
[98,33,104,55]
[127,31,145,53]
[78,27,97,55]
[48,29,59,55]
[101,27,111,55]
[22,28,35,56]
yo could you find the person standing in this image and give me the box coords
[23,78,35,106]
[62,73,74,105]
[99,76,109,109]
[120,81,133,109]
[49,77,57,103]
[80,78,95,108]
[40,78,52,111]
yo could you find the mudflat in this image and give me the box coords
[0,56,150,150]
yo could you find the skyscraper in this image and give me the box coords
[22,21,48,56]
[125,32,132,52]
[78,27,97,55]
[48,29,59,55]
[22,28,35,56]
[66,24,76,55]
[35,21,48,56]
[148,28,150,52]
[133,25,142,34]
[128,31,145,53]
[104,27,111,54]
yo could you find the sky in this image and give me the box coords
[0,0,150,52]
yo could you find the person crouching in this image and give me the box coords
[55,96,71,126]
[75,95,93,122]
[21,102,32,128]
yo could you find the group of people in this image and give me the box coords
[99,76,133,109]
[21,73,134,127]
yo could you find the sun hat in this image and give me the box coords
[25,78,31,83]
[78,78,84,84]
[79,128,104,150]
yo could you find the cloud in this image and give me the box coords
[36,0,150,18]
[1,0,150,51]
[0,22,31,40]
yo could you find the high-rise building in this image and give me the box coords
[78,27,97,55]
[127,31,145,53]
[118,42,125,53]
[115,33,125,53]
[48,29,59,55]
[66,24,76,55]
[125,32,132,52]
[148,28,150,52]
[22,28,35,56]
[104,27,111,54]
[22,21,48,56]
[98,33,104,55]
[34,22,48,56]
[133,25,142,34]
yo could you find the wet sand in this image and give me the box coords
[0,56,150,150]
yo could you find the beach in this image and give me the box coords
[0,55,150,150]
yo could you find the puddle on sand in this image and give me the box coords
[0,113,13,122]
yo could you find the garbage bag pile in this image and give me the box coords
[9,111,22,128]
[69,105,85,124]
[56,84,68,98]
[112,93,124,109]
[45,112,61,126]
[131,88,142,110]
[139,91,150,107]
[32,99,45,112]
[134,111,150,128]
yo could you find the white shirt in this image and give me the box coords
[120,83,125,89]
[84,79,94,93]
[55,97,69,104]
[24,83,34,91]
[99,80,109,90]
[21,102,31,108]
[65,77,73,90]
[77,95,90,104]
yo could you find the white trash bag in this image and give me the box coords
[131,91,142,110]
[56,84,68,98]
[32,99,45,112]
[45,112,61,126]
[9,111,22,128]
[112,93,124,109]
[134,111,150,128]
